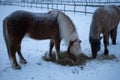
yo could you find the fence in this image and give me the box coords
[0,0,120,14]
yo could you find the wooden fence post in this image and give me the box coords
[74,2,76,13]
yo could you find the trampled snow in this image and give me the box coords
[0,5,120,80]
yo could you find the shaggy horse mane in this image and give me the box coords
[49,9,79,45]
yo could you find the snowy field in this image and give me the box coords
[0,5,120,80]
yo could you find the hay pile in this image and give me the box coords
[42,51,117,66]
[42,51,91,66]
[97,54,117,60]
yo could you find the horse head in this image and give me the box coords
[89,37,101,59]
[67,39,81,63]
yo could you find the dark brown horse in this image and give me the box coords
[89,5,120,58]
[3,10,81,69]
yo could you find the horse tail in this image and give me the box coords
[3,17,8,40]
[3,18,7,40]
[3,17,11,51]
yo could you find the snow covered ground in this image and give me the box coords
[0,5,120,80]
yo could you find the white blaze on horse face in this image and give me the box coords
[70,40,81,57]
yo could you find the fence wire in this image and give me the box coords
[0,0,120,14]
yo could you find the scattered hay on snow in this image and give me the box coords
[42,51,118,66]
[97,54,117,60]
[42,51,91,66]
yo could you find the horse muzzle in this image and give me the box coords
[92,51,97,59]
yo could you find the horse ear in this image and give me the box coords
[70,41,74,46]
[79,40,82,43]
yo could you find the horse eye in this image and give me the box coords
[70,41,74,45]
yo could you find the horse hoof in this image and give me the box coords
[71,60,77,65]
[104,49,109,55]
[112,40,116,45]
[55,55,61,61]
[20,59,27,64]
[12,65,21,70]
[16,66,21,69]
[104,53,108,56]
[92,55,97,59]
[104,52,108,56]
[112,42,116,45]
[92,56,96,59]
[58,56,61,60]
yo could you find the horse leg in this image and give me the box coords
[17,45,27,64]
[3,28,21,69]
[47,39,54,58]
[54,39,61,60]
[103,34,109,55]
[9,41,21,69]
[110,27,117,45]
[4,37,20,69]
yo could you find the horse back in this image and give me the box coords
[27,12,59,39]
[92,6,119,31]
[109,5,120,20]
[3,10,59,40]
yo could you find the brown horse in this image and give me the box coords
[89,5,120,58]
[3,10,81,69]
